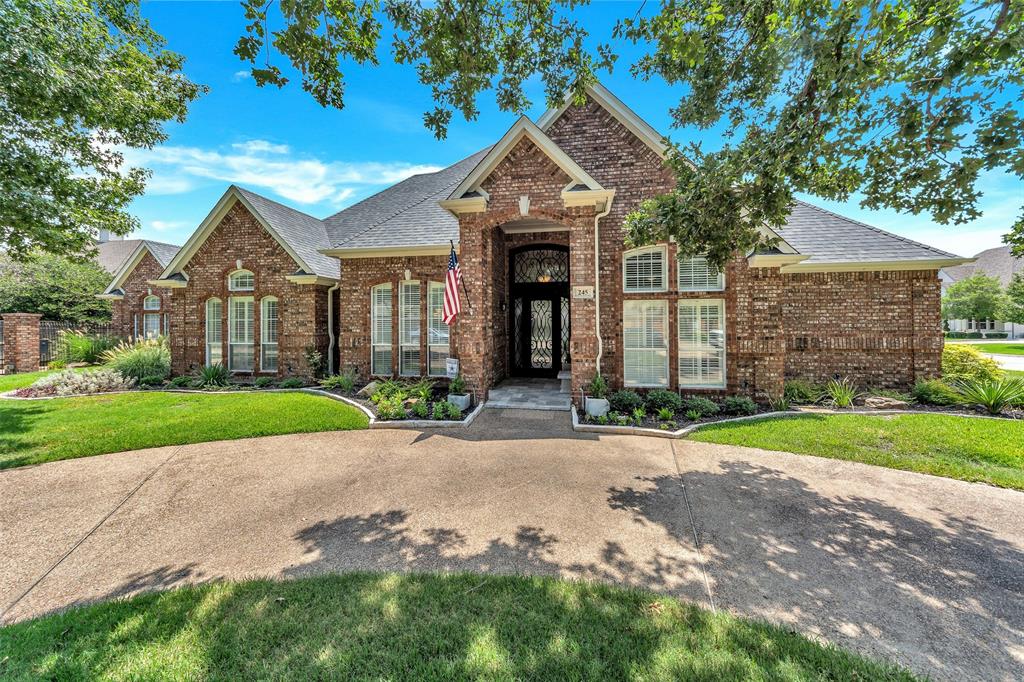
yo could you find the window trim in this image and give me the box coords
[227,295,255,372]
[227,269,255,292]
[398,280,422,377]
[205,298,223,366]
[260,296,279,373]
[143,295,160,311]
[142,312,161,339]
[622,299,670,388]
[622,245,668,293]
[677,298,727,389]
[370,283,393,376]
[677,254,725,292]
[427,281,449,377]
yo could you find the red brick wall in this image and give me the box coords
[110,250,169,339]
[2,313,41,372]
[167,201,332,377]
[782,269,942,387]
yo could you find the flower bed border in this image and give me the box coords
[571,404,1016,439]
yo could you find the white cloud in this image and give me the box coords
[232,70,250,81]
[149,220,189,233]
[122,141,442,206]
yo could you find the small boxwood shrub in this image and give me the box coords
[721,396,757,416]
[376,395,406,420]
[320,371,355,392]
[645,389,683,413]
[433,400,462,420]
[911,379,962,406]
[279,377,304,389]
[411,400,430,418]
[942,344,1002,383]
[682,397,719,417]
[168,375,195,388]
[138,374,165,387]
[783,379,818,404]
[609,390,644,414]
[254,377,275,388]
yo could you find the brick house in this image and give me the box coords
[96,239,181,339]
[114,83,970,397]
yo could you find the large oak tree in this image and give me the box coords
[236,0,1023,266]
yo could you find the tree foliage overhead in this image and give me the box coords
[1001,272,1024,323]
[942,273,1008,321]
[0,252,113,325]
[237,0,1023,266]
[0,0,205,261]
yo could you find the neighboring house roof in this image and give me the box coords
[98,240,182,297]
[95,239,179,274]
[942,245,1022,287]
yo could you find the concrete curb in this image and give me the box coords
[570,404,1017,438]
[368,400,484,430]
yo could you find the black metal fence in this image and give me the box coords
[39,321,122,366]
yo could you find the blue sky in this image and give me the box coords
[127,1,1022,258]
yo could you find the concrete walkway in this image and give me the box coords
[2,410,1021,680]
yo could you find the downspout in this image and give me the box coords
[593,194,614,376]
[327,281,340,375]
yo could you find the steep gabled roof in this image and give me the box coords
[99,240,182,296]
[775,201,969,270]
[942,245,1022,286]
[95,239,179,275]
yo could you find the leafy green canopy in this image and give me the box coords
[237,0,1023,266]
[1002,272,1024,323]
[942,273,1008,321]
[0,0,205,260]
[0,252,114,324]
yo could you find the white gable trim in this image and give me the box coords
[537,82,667,158]
[448,116,604,201]
[157,186,312,283]
[102,242,150,295]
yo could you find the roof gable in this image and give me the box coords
[101,240,180,295]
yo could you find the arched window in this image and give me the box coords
[143,295,160,310]
[260,296,279,372]
[622,246,667,292]
[228,269,255,292]
[371,283,392,376]
[205,298,223,366]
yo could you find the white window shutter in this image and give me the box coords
[678,299,726,387]
[371,284,393,375]
[399,281,421,376]
[678,256,724,292]
[623,300,669,387]
[623,247,667,292]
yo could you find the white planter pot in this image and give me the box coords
[447,393,471,411]
[585,397,609,418]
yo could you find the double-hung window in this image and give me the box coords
[678,255,725,292]
[228,296,254,371]
[623,300,669,387]
[678,299,726,388]
[427,281,449,376]
[142,312,161,339]
[399,281,421,376]
[371,284,392,375]
[260,297,279,372]
[623,246,667,292]
[205,298,223,366]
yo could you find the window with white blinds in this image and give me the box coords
[623,300,669,387]
[678,299,726,388]
[622,246,668,292]
[371,284,392,376]
[228,296,254,371]
[399,281,421,376]
[427,281,449,377]
[205,298,222,366]
[678,255,725,291]
[260,297,279,372]
[143,313,161,339]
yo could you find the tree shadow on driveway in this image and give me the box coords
[608,459,1024,681]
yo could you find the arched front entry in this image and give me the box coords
[508,244,570,377]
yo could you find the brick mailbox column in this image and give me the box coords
[2,313,42,373]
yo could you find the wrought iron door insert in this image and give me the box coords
[509,246,569,377]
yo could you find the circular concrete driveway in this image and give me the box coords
[2,409,1021,680]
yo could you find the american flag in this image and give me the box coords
[442,244,462,325]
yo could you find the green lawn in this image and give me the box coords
[0,573,914,681]
[691,414,1024,490]
[0,380,367,469]
[965,342,1024,356]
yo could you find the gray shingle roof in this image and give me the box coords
[776,201,963,265]
[942,245,1022,286]
[95,239,180,274]
[323,149,490,250]
[234,186,339,279]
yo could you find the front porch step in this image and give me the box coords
[557,370,572,394]
[485,378,571,411]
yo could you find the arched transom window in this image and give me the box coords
[228,269,255,292]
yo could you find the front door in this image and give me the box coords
[508,245,570,378]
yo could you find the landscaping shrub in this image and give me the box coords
[168,375,195,389]
[683,409,702,421]
[279,378,304,389]
[57,330,120,364]
[411,400,430,418]
[102,338,170,382]
[911,379,962,406]
[587,373,608,399]
[645,389,683,413]
[433,400,462,420]
[319,371,355,392]
[767,394,790,412]
[408,378,434,401]
[197,363,231,388]
[372,379,407,403]
[138,375,165,387]
[955,377,1024,415]
[47,360,67,370]
[18,369,133,397]
[376,395,406,420]
[448,374,466,395]
[942,344,1003,383]
[721,396,757,416]
[254,377,275,388]
[631,406,646,425]
[823,377,859,408]
[682,397,719,417]
[303,346,324,378]
[609,390,644,414]
[783,379,819,404]
[656,407,673,421]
